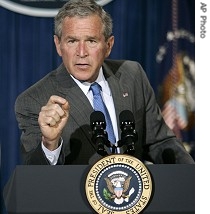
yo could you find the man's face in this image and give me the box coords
[54,15,114,83]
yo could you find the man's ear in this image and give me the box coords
[54,35,62,57]
[105,35,114,58]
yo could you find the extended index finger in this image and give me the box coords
[47,95,67,106]
[46,95,70,117]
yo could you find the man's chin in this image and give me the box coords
[71,74,93,83]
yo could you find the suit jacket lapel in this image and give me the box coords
[55,64,94,143]
[102,61,132,130]
[103,61,132,154]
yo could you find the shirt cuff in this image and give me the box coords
[41,138,63,165]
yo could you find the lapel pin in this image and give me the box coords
[123,92,128,97]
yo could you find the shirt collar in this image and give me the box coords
[70,67,111,96]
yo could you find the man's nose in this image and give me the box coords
[76,41,88,58]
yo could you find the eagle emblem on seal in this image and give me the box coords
[103,170,135,205]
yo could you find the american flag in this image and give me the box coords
[160,54,194,140]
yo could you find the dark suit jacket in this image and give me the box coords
[15,60,194,164]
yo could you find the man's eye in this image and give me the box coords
[68,40,75,43]
[87,40,97,47]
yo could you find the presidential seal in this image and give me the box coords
[0,0,114,17]
[85,154,152,214]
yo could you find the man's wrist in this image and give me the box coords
[42,136,61,151]
[41,137,63,165]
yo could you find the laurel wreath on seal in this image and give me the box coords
[103,188,112,200]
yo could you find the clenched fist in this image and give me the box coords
[38,95,70,150]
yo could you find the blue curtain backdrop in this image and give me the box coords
[0,0,194,213]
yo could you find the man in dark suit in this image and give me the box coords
[15,0,194,165]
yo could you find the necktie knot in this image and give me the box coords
[90,82,101,96]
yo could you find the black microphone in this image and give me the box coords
[90,111,109,156]
[162,148,176,164]
[119,110,138,155]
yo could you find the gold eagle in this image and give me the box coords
[104,176,132,197]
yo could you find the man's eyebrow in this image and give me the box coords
[64,35,97,40]
[86,36,98,40]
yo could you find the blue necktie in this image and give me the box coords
[90,82,116,146]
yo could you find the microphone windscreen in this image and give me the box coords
[90,111,106,124]
[119,110,134,124]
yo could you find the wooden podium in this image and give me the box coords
[3,164,195,214]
